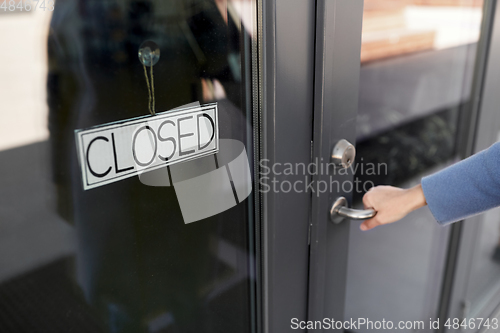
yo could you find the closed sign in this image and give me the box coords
[75,103,218,190]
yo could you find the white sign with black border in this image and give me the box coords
[75,103,218,190]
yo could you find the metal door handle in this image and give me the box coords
[330,197,377,224]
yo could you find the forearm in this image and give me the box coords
[421,142,500,225]
[361,142,500,230]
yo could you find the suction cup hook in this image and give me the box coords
[138,41,160,67]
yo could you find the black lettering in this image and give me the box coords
[132,126,157,167]
[86,136,112,178]
[158,120,177,161]
[197,113,215,150]
[111,133,134,173]
[177,116,195,156]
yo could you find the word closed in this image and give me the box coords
[75,104,218,190]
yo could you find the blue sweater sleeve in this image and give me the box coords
[421,141,500,226]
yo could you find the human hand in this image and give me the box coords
[360,184,427,231]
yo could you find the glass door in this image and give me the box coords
[446,2,500,330]
[308,0,494,332]
[348,0,487,330]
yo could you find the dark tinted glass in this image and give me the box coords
[0,1,258,332]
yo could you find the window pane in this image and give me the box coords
[0,1,258,332]
[346,1,484,330]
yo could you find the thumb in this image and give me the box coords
[360,217,380,231]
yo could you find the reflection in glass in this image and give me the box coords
[0,1,258,332]
[346,1,484,332]
[465,207,500,315]
[354,0,483,195]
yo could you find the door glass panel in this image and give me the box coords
[345,0,484,330]
[0,1,258,332]
[465,206,500,315]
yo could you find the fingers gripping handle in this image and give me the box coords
[330,197,377,224]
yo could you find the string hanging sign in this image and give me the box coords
[138,40,160,115]
[73,41,219,190]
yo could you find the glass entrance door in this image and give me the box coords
[308,0,496,332]
[446,2,500,328]
[347,0,486,330]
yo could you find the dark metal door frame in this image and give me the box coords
[307,0,364,324]
[259,0,316,332]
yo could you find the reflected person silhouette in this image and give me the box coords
[47,0,255,332]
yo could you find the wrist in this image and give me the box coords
[404,184,427,213]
